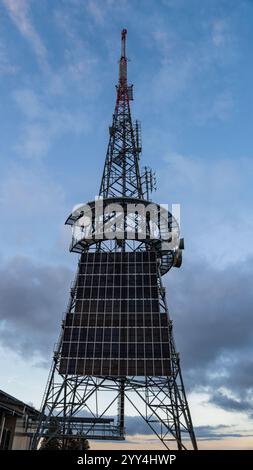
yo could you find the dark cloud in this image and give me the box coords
[210,391,252,413]
[77,413,246,441]
[164,257,253,412]
[124,415,159,436]
[124,417,245,441]
[0,253,252,420]
[168,258,253,369]
[194,425,250,441]
[0,255,73,359]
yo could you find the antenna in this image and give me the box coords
[141,166,157,201]
[119,28,128,84]
[100,29,140,199]
[121,28,127,58]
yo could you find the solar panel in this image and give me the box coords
[59,252,171,376]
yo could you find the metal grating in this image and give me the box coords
[59,252,171,376]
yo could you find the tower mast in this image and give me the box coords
[100,29,143,199]
[32,29,197,451]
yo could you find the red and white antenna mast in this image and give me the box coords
[119,28,128,86]
[121,28,127,58]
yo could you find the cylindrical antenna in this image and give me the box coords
[119,28,128,84]
[121,28,127,58]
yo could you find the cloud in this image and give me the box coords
[13,88,90,158]
[16,123,52,158]
[124,417,246,441]
[211,19,230,47]
[146,15,236,123]
[169,259,253,369]
[57,47,100,100]
[52,7,106,98]
[0,154,252,425]
[210,392,253,414]
[155,148,253,421]
[194,424,251,441]
[0,162,65,215]
[2,0,49,72]
[0,256,72,359]
[194,90,235,123]
[166,257,253,419]
[90,432,253,449]
[86,0,105,25]
[0,40,18,75]
[156,150,252,414]
[150,29,195,103]
[0,162,69,259]
[84,0,125,25]
[0,253,252,423]
[158,152,253,266]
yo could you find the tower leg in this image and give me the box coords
[31,254,197,450]
[32,367,197,450]
[117,379,125,437]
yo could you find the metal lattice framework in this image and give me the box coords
[32,29,197,451]
[100,29,143,199]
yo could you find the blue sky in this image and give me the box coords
[0,0,253,449]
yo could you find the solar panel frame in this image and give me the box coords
[59,251,171,376]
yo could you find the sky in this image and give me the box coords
[0,0,253,450]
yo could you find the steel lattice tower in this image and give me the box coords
[32,29,197,451]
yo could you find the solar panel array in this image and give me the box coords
[59,251,171,376]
